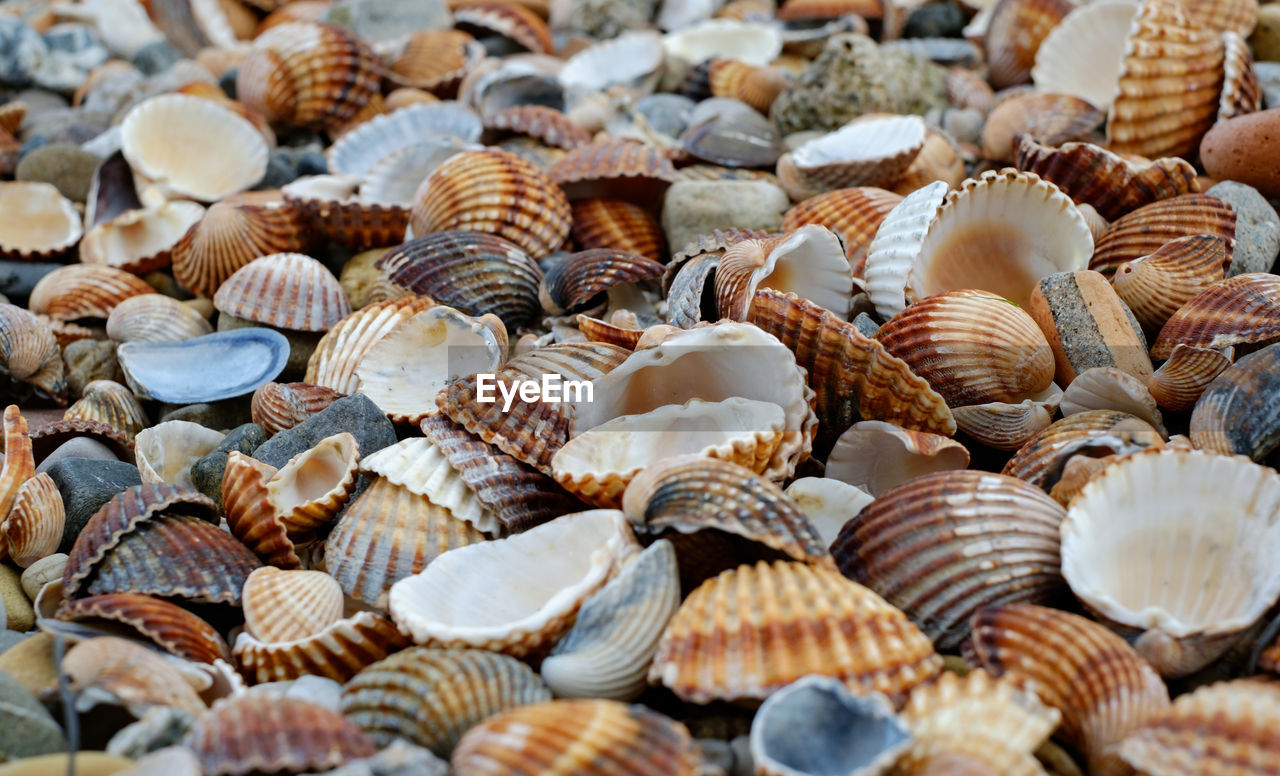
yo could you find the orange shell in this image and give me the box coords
[782,186,902,276]
[386,28,481,93]
[1089,193,1236,276]
[1181,0,1258,35]
[56,592,230,664]
[62,635,206,717]
[549,136,679,207]
[985,0,1077,89]
[981,93,1104,162]
[2,471,63,567]
[233,609,410,685]
[707,58,789,113]
[1219,30,1262,121]
[213,252,351,332]
[453,1,552,54]
[1151,272,1280,359]
[1148,344,1233,412]
[28,265,156,321]
[570,198,665,261]
[1110,234,1230,331]
[172,190,308,300]
[251,381,343,436]
[777,0,883,20]
[222,450,300,569]
[282,175,411,252]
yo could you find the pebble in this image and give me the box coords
[0,261,61,299]
[158,397,254,430]
[14,142,100,201]
[0,566,33,632]
[324,0,453,45]
[903,1,968,39]
[129,39,183,76]
[0,636,56,696]
[1029,270,1153,386]
[0,19,47,89]
[44,457,142,552]
[569,0,659,40]
[63,339,124,400]
[1250,3,1280,63]
[0,667,66,759]
[19,554,66,601]
[254,148,302,190]
[253,393,395,469]
[1200,108,1280,198]
[1206,181,1280,275]
[188,423,267,506]
[661,180,790,254]
[33,24,109,93]
[322,741,450,776]
[218,67,238,99]
[1257,62,1280,110]
[35,437,119,474]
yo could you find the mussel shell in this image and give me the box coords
[117,329,290,404]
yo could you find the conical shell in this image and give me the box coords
[236,21,381,131]
[831,469,1066,651]
[0,307,65,403]
[213,253,351,333]
[106,295,214,345]
[28,264,156,322]
[985,0,1075,89]
[715,225,854,321]
[327,101,483,179]
[1152,273,1280,360]
[55,592,229,664]
[2,472,63,568]
[451,699,700,776]
[1002,410,1165,491]
[281,174,411,251]
[825,421,970,497]
[900,669,1060,755]
[1088,193,1236,277]
[1111,235,1230,331]
[171,190,309,299]
[62,635,206,717]
[411,149,571,260]
[221,450,299,569]
[266,431,359,536]
[63,380,149,442]
[232,609,409,685]
[539,248,664,316]
[385,29,482,92]
[305,297,437,396]
[388,510,634,657]
[570,198,665,262]
[980,93,1103,162]
[549,136,679,207]
[782,187,902,277]
[1031,0,1140,110]
[250,381,341,436]
[1189,342,1280,459]
[340,647,552,757]
[1148,344,1232,412]
[0,182,83,261]
[241,566,343,643]
[864,181,949,319]
[1219,30,1261,120]
[79,201,206,275]
[778,115,926,196]
[650,560,942,705]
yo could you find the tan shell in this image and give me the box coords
[241,566,343,643]
[0,406,34,544]
[358,436,494,533]
[62,635,206,717]
[950,390,1060,452]
[106,294,214,344]
[901,669,1060,757]
[1088,193,1236,277]
[213,252,351,333]
[172,190,309,299]
[305,297,437,396]
[1002,410,1166,491]
[825,421,970,496]
[1152,273,1280,360]
[0,181,84,261]
[984,0,1076,89]
[549,136,679,207]
[575,313,644,350]
[980,93,1103,162]
[385,28,482,92]
[570,198,665,262]
[782,186,902,276]
[221,451,299,569]
[0,307,66,403]
[1110,235,1230,332]
[1148,344,1232,412]
[80,201,206,275]
[715,226,854,321]
[1220,30,1262,121]
[3,472,64,568]
[890,129,966,196]
[63,380,149,442]
[28,264,156,322]
[453,1,552,54]
[1058,367,1165,434]
[250,381,342,436]
[266,431,359,536]
[281,174,411,251]
[485,105,592,150]
[707,58,789,113]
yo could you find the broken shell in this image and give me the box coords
[779,115,926,197]
[221,451,298,570]
[358,436,495,534]
[3,472,64,568]
[242,566,343,643]
[250,381,341,436]
[1031,0,1140,110]
[388,510,634,657]
[825,421,970,496]
[715,225,854,321]
[266,431,359,536]
[1089,193,1235,277]
[984,0,1075,89]
[118,329,290,404]
[80,201,206,275]
[549,136,679,207]
[0,182,84,261]
[1151,272,1280,360]
[1110,234,1230,332]
[54,593,229,664]
[63,635,206,717]
[1219,30,1261,121]
[0,306,66,403]
[327,102,483,179]
[1148,344,1233,412]
[1189,342,1280,460]
[576,313,644,350]
[864,181,950,320]
[650,559,942,705]
[213,253,351,333]
[384,29,483,92]
[782,186,902,277]
[29,265,155,322]
[570,199,665,262]
[1002,409,1165,491]
[340,647,552,757]
[281,175,411,251]
[1058,367,1165,434]
[64,380,149,442]
[539,249,664,316]
[980,93,1103,162]
[891,130,966,196]
[305,297,437,396]
[663,19,783,65]
[106,295,214,345]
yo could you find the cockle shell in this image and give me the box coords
[570,199,665,261]
[559,30,665,98]
[264,431,359,536]
[306,297,437,395]
[984,0,1076,89]
[358,436,495,534]
[171,190,309,299]
[106,295,214,345]
[549,136,679,206]
[980,93,1104,162]
[1110,235,1230,332]
[1219,30,1261,121]
[1089,193,1235,277]
[575,313,645,350]
[951,385,1061,451]
[64,380,149,441]
[784,477,874,547]
[222,450,299,569]
[0,406,34,544]
[707,58,789,113]
[233,605,409,686]
[1002,409,1165,491]
[384,29,483,93]
[900,669,1060,757]
[1059,367,1165,434]
[1189,343,1280,460]
[454,1,553,54]
[1151,272,1280,360]
[241,566,343,643]
[891,130,966,196]
[0,306,66,403]
[251,381,341,437]
[54,593,230,664]
[29,265,155,322]
[777,115,926,197]
[539,248,664,316]
[213,253,351,333]
[79,201,205,275]
[782,186,902,276]
[1148,344,1232,412]
[484,105,591,150]
[864,181,949,320]
[281,174,411,251]
[326,101,483,179]
[62,635,207,717]
[3,472,64,568]
[715,225,854,321]
[825,421,970,496]
[1031,0,1140,110]
[0,182,83,261]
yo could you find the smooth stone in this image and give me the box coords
[129,39,183,76]
[296,150,328,176]
[254,148,300,190]
[16,136,46,158]
[34,24,109,93]
[21,107,111,148]
[0,567,32,632]
[1200,109,1280,198]
[851,312,880,338]
[248,676,342,709]
[159,398,253,432]
[216,313,319,381]
[1029,270,1153,386]
[0,634,56,697]
[661,180,790,255]
[324,0,452,44]
[904,1,967,38]
[188,423,266,506]
[14,142,100,201]
[219,67,237,99]
[1257,62,1280,110]
[253,394,394,469]
[0,260,60,298]
[1250,3,1280,62]
[0,19,46,88]
[0,667,66,760]
[20,554,66,600]
[45,457,142,552]
[183,297,215,320]
[143,270,190,299]
[36,437,118,474]
[322,741,449,776]
[1207,180,1280,275]
[64,339,125,400]
[118,328,290,403]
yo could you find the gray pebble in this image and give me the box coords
[254,148,301,190]
[32,24,109,93]
[44,457,141,552]
[0,19,47,88]
[130,40,183,76]
[189,423,266,506]
[1257,62,1280,110]
[1207,180,1280,275]
[218,67,238,99]
[14,142,101,201]
[661,180,790,257]
[0,260,61,298]
[36,437,118,475]
[63,339,124,400]
[253,393,395,469]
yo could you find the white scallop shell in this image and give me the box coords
[788,115,926,190]
[825,420,970,497]
[863,180,948,320]
[0,182,83,257]
[326,102,484,179]
[1032,0,1140,111]
[359,436,499,535]
[80,201,205,271]
[559,30,665,97]
[662,19,782,66]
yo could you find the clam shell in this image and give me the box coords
[29,264,155,322]
[3,472,63,568]
[64,380,149,442]
[1058,367,1165,433]
[0,405,33,545]
[715,225,854,321]
[121,94,268,201]
[1031,0,1140,110]
[784,477,874,547]
[831,469,1066,651]
[251,381,341,437]
[0,182,83,261]
[707,58,789,113]
[1189,342,1280,460]
[106,295,214,345]
[132,421,225,489]
[213,253,350,333]
[236,21,381,131]
[1002,409,1165,491]
[411,148,571,260]
[63,635,206,717]
[232,609,409,685]
[242,566,342,643]
[541,539,679,701]
[388,510,634,656]
[779,115,926,196]
[985,0,1075,89]
[782,187,902,277]
[1152,273,1280,360]
[80,201,206,275]
[118,329,290,404]
[305,297,437,396]
[358,436,495,533]
[1088,193,1235,278]
[679,102,785,169]
[266,431,359,536]
[1112,235,1230,332]
[184,694,376,775]
[221,450,298,569]
[281,174,411,251]
[1149,344,1232,412]
[900,669,1060,755]
[908,169,1094,310]
[172,190,309,300]
[327,102,483,179]
[0,307,65,403]
[663,18,783,64]
[454,1,552,54]
[825,421,970,496]
[968,603,1170,776]
[864,180,949,320]
[1219,30,1261,121]
[549,136,679,207]
[951,389,1059,451]
[385,29,483,92]
[55,592,229,664]
[539,249,664,316]
[650,559,942,705]
[980,93,1104,162]
[340,647,552,757]
[485,105,590,150]
[570,198,665,261]
[560,30,665,98]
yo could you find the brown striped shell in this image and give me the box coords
[221,451,299,569]
[1180,0,1259,34]
[706,58,789,113]
[453,1,553,54]
[232,609,410,685]
[106,295,214,344]
[1002,410,1165,491]
[62,635,207,717]
[0,306,67,403]
[539,249,664,316]
[985,0,1076,89]
[251,381,342,436]
[281,174,411,251]
[63,380,148,442]
[55,592,230,664]
[1148,344,1233,412]
[1111,234,1230,331]
[576,314,643,350]
[1152,273,1280,359]
[980,93,1104,162]
[242,566,343,643]
[385,28,483,93]
[549,136,679,207]
[714,225,854,321]
[305,297,438,396]
[213,253,351,333]
[1189,342,1280,460]
[3,471,62,567]
[484,105,592,150]
[781,186,902,276]
[28,264,156,321]
[569,198,665,262]
[1089,193,1236,277]
[1219,30,1261,121]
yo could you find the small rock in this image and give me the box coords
[14,142,100,201]
[1257,62,1280,110]
[184,298,215,319]
[324,0,453,45]
[1029,270,1153,386]
[632,93,695,140]
[158,397,254,431]
[143,269,190,298]
[45,457,142,552]
[35,437,119,475]
[0,260,61,299]
[130,39,183,76]
[253,394,395,469]
[904,1,967,38]
[662,180,790,254]
[219,67,238,99]
[322,740,450,776]
[1206,181,1280,275]
[188,423,266,506]
[0,566,33,631]
[296,150,328,176]
[568,0,658,39]
[1250,3,1280,63]
[217,313,322,381]
[340,248,390,309]
[0,634,56,697]
[105,707,196,758]
[0,666,66,759]
[63,339,124,400]
[0,18,47,89]
[34,24,109,93]
[249,676,343,709]
[20,554,67,600]
[254,148,301,190]
[1200,108,1280,198]
[852,312,880,338]
[729,735,753,776]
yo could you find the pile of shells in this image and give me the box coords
[0,0,1278,771]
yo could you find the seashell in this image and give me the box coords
[184,694,376,775]
[1012,135,1199,222]
[54,593,229,664]
[559,31,665,99]
[120,95,268,202]
[453,1,553,54]
[980,93,1104,162]
[144,0,238,56]
[890,130,967,196]
[570,199,665,262]
[484,105,591,150]
[80,201,206,276]
[0,405,34,535]
[37,317,98,349]
[946,66,996,115]
[0,306,67,403]
[1061,449,1280,677]
[242,566,343,643]
[281,175,410,251]
[384,29,483,93]
[1187,0,1260,34]
[576,313,644,350]
[265,432,359,536]
[900,669,1060,756]
[1219,30,1261,121]
[64,380,149,442]
[907,169,1094,310]
[549,136,679,207]
[106,295,214,345]
[652,559,942,705]
[213,253,350,333]
[778,115,926,198]
[825,421,970,497]
[171,190,309,300]
[1151,273,1280,360]
[29,265,156,324]
[325,475,488,608]
[1148,344,1232,412]
[3,472,64,568]
[864,181,949,320]
[359,436,495,532]
[221,451,298,570]
[62,635,206,717]
[784,477,874,547]
[451,699,701,776]
[341,647,552,757]
[967,603,1170,776]
[29,418,134,466]
[232,606,410,686]
[389,510,634,656]
[412,149,571,260]
[750,676,911,776]
[715,225,854,321]
[1189,342,1280,460]
[706,58,789,114]
[236,21,381,132]
[1058,367,1165,433]
[1002,409,1165,491]
[539,249,664,316]
[831,469,1066,651]
[1106,0,1226,159]
[984,0,1076,89]
[679,102,784,169]
[0,182,83,261]
[782,187,902,277]
[1088,193,1235,277]
[1031,1,1140,111]
[118,329,290,404]
[306,297,437,396]
[1111,235,1229,333]
[876,289,1056,407]
[663,18,783,65]
[951,388,1060,451]
[250,382,342,436]
[541,539,679,701]
[327,102,483,179]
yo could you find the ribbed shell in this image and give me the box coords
[386,29,481,92]
[185,695,377,775]
[0,306,65,402]
[570,198,665,262]
[242,566,343,643]
[213,253,350,333]
[1002,410,1165,491]
[1189,343,1280,460]
[985,0,1075,89]
[266,431,360,536]
[29,417,133,464]
[251,381,342,436]
[781,115,926,197]
[951,396,1057,452]
[1111,234,1230,331]
[453,1,552,54]
[326,101,483,179]
[1149,344,1233,412]
[706,59,788,113]
[172,191,308,299]
[63,380,149,442]
[967,604,1171,776]
[831,470,1066,651]
[1152,273,1280,360]
[282,175,411,251]
[781,187,902,275]
[62,635,206,718]
[451,700,701,776]
[235,21,381,131]
[0,406,32,552]
[539,249,664,315]
[79,200,205,275]
[411,149,571,260]
[864,181,949,320]
[714,226,854,321]
[576,314,643,349]
[549,136,679,206]
[1220,30,1261,121]
[221,451,299,570]
[485,105,591,150]
[106,294,214,344]
[776,0,883,19]
[56,592,229,663]
[900,669,1060,755]
[359,436,494,534]
[650,560,943,705]
[980,93,1103,162]
[0,181,81,261]
[340,647,552,757]
[1089,193,1235,277]
[305,297,437,396]
[28,264,156,321]
[232,610,409,685]
[3,471,63,567]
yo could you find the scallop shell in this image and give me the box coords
[29,418,133,466]
[484,105,591,150]
[266,431,359,536]
[570,198,665,261]
[1031,0,1140,110]
[715,226,853,321]
[980,93,1104,162]
[305,297,437,396]
[236,21,381,131]
[80,201,206,276]
[560,30,665,98]
[63,380,149,442]
[281,174,411,251]
[539,249,665,316]
[707,58,789,113]
[54,592,229,664]
[0,182,83,261]
[825,421,970,497]
[0,306,66,403]
[1110,235,1230,332]
[241,566,343,643]
[359,437,494,532]
[388,510,634,656]
[967,603,1170,776]
[831,470,1066,651]
[900,669,1060,755]
[1151,273,1280,360]
[29,264,156,321]
[1058,367,1165,433]
[106,295,214,345]
[908,169,1093,309]
[549,136,679,207]
[1148,344,1232,412]
[3,472,63,568]
[327,102,483,179]
[221,450,299,570]
[340,647,552,757]
[213,253,351,333]
[985,0,1076,89]
[184,694,377,775]
[1088,193,1236,277]
[864,181,949,320]
[782,187,902,277]
[1002,409,1166,491]
[233,608,409,685]
[62,635,207,717]
[121,94,267,201]
[385,29,483,92]
[651,559,942,705]
[1219,30,1261,121]
[453,1,552,54]
[1189,343,1280,460]
[576,313,644,350]
[950,386,1060,451]
[0,406,33,537]
[779,115,926,196]
[250,381,341,436]
[451,699,701,776]
[411,149,571,260]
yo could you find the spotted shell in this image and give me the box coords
[213,253,351,333]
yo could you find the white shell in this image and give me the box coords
[134,420,227,488]
[1060,366,1165,435]
[559,31,665,97]
[721,225,855,321]
[80,201,205,271]
[825,420,971,497]
[662,20,782,66]
[788,115,926,189]
[0,182,83,257]
[360,139,480,207]
[863,180,948,320]
[326,102,483,179]
[1032,0,1140,111]
[359,436,499,535]
[784,477,874,547]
